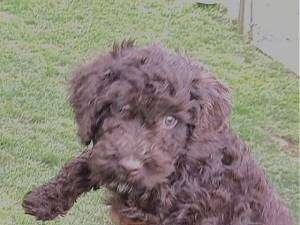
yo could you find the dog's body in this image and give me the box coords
[22,41,294,225]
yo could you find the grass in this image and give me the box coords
[0,0,299,224]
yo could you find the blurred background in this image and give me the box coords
[0,1,299,224]
[199,0,298,74]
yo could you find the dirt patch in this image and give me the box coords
[273,135,299,155]
[261,126,299,155]
[0,11,17,22]
[281,136,299,155]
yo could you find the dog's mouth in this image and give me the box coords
[106,180,146,195]
[104,161,171,195]
[119,156,143,173]
[107,181,133,193]
[89,143,176,192]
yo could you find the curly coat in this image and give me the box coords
[22,41,294,225]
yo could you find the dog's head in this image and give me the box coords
[70,41,231,190]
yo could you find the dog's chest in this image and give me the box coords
[108,186,162,224]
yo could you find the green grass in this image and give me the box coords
[0,0,299,224]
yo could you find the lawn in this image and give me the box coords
[0,0,299,224]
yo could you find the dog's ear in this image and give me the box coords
[69,57,112,145]
[69,40,136,145]
[190,72,232,131]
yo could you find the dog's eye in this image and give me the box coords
[163,116,177,129]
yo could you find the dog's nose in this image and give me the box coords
[119,156,142,171]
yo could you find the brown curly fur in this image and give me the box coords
[22,41,294,225]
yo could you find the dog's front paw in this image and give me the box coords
[22,186,66,221]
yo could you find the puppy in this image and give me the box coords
[22,41,294,225]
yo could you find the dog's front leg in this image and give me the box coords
[22,148,99,221]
